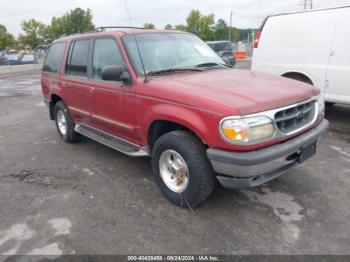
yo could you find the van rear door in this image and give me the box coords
[325,7,350,104]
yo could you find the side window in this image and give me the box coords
[92,38,126,81]
[43,42,66,73]
[66,40,89,77]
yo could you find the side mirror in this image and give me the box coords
[101,65,130,83]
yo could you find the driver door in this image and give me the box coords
[89,37,139,144]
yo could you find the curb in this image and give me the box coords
[0,64,42,79]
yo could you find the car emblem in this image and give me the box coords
[297,112,304,119]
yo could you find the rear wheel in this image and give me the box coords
[54,101,79,143]
[151,131,215,208]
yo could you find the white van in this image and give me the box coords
[252,6,350,105]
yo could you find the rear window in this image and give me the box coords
[207,42,233,52]
[43,42,66,73]
[66,40,90,77]
[207,43,217,52]
[217,42,233,52]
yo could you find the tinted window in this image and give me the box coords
[207,43,217,52]
[218,42,233,52]
[92,38,126,81]
[43,42,66,73]
[67,40,89,77]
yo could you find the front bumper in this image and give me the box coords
[207,119,329,189]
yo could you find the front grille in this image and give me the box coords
[274,101,316,134]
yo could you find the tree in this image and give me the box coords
[214,19,229,40]
[164,24,172,30]
[0,24,16,50]
[18,19,46,48]
[174,24,187,31]
[144,23,155,29]
[0,24,7,35]
[45,8,95,41]
[186,9,201,34]
[185,9,215,41]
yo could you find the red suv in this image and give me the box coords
[41,27,328,207]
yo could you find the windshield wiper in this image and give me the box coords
[146,67,204,77]
[195,62,232,68]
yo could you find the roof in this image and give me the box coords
[270,5,349,18]
[259,5,350,31]
[54,28,189,43]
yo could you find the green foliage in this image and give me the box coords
[185,9,215,41]
[174,24,187,31]
[164,24,172,30]
[18,19,46,48]
[1,8,257,50]
[144,23,155,29]
[0,24,7,34]
[163,9,257,43]
[214,19,229,40]
[0,24,16,49]
[45,8,95,41]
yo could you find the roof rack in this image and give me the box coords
[95,26,146,32]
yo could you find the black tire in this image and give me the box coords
[325,102,335,107]
[151,131,215,208]
[54,101,79,143]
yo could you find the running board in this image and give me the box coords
[75,124,149,157]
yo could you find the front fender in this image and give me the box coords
[142,103,221,146]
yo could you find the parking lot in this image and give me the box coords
[0,63,349,255]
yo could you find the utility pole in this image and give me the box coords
[228,11,233,42]
[299,0,313,10]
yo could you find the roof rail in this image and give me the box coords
[95,26,146,32]
[59,33,73,38]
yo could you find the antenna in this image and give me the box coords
[122,0,149,83]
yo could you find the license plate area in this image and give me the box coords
[298,142,317,163]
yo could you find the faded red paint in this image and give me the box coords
[41,30,322,152]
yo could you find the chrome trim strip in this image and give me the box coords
[68,106,90,116]
[219,97,319,146]
[93,114,135,130]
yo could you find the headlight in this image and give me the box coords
[220,116,275,144]
[317,95,325,116]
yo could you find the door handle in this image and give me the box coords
[90,86,96,93]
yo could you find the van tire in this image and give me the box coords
[54,101,80,143]
[151,131,215,208]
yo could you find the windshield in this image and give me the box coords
[123,33,225,75]
[7,54,20,60]
[22,54,34,60]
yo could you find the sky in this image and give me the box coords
[1,0,350,35]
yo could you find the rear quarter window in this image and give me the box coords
[43,42,66,74]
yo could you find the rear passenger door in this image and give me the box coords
[89,37,138,143]
[63,39,93,125]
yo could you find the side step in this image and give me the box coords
[75,124,149,157]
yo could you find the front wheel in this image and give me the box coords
[54,101,80,143]
[151,131,215,208]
